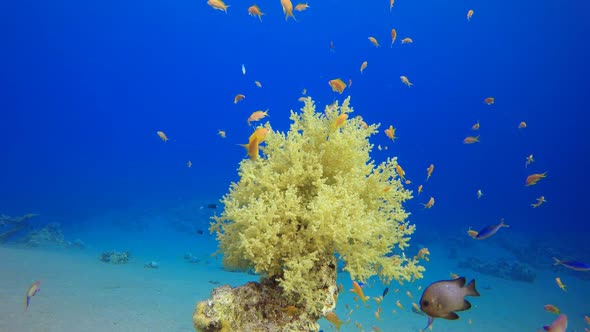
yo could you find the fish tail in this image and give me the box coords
[553,257,561,265]
[466,279,480,296]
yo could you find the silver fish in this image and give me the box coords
[419,277,480,330]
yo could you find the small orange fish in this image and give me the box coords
[187,160,192,168]
[463,135,480,144]
[360,61,368,74]
[467,227,478,238]
[531,196,546,208]
[368,36,380,47]
[280,0,296,20]
[525,172,547,186]
[415,247,430,261]
[417,184,423,195]
[384,125,397,141]
[332,114,348,130]
[218,130,226,138]
[450,273,459,279]
[241,135,260,160]
[247,5,264,21]
[401,37,413,44]
[280,305,299,316]
[584,315,590,325]
[544,304,560,315]
[422,196,435,209]
[249,127,269,144]
[518,121,527,129]
[254,80,262,88]
[247,110,269,126]
[375,307,382,320]
[207,0,229,12]
[391,28,397,47]
[412,302,421,313]
[350,281,370,302]
[426,164,434,181]
[395,164,406,181]
[294,3,309,11]
[156,131,169,142]
[328,78,347,94]
[395,300,404,310]
[324,311,344,330]
[25,281,41,311]
[525,154,534,167]
[373,295,383,305]
[234,94,246,104]
[400,75,412,87]
[484,97,495,105]
[406,290,413,299]
[467,9,474,21]
[472,121,480,130]
[555,277,566,292]
[390,0,394,11]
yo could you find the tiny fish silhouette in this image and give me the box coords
[419,277,479,330]
[25,281,41,311]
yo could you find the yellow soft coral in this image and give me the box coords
[211,96,424,317]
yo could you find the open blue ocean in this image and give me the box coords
[1,0,589,331]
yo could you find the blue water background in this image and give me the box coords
[1,0,589,329]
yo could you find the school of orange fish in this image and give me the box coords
[152,1,585,331]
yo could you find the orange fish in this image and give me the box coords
[396,164,406,181]
[472,121,480,130]
[350,281,370,302]
[426,164,434,181]
[463,135,480,144]
[525,172,547,186]
[218,130,226,138]
[531,196,546,208]
[555,277,566,292]
[294,3,309,11]
[375,307,382,321]
[360,61,368,74]
[416,247,430,261]
[406,290,413,299]
[484,97,495,105]
[391,28,397,47]
[384,125,397,141]
[332,114,348,131]
[368,36,380,47]
[518,121,527,129]
[247,5,264,21]
[417,184,423,195]
[422,196,435,209]
[467,9,474,21]
[25,281,41,311]
[234,94,245,104]
[390,0,394,11]
[249,127,269,144]
[254,80,262,88]
[584,315,590,325]
[395,300,404,310]
[207,0,229,12]
[280,0,296,20]
[544,304,560,315]
[241,135,260,160]
[247,109,269,126]
[324,311,344,330]
[401,37,413,44]
[450,273,459,279]
[400,76,412,87]
[328,78,347,93]
[156,131,169,142]
[467,227,478,238]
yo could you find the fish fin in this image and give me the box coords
[465,279,480,296]
[423,316,435,330]
[443,312,459,320]
[460,299,472,311]
[453,276,466,287]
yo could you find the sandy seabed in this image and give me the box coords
[0,244,588,332]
